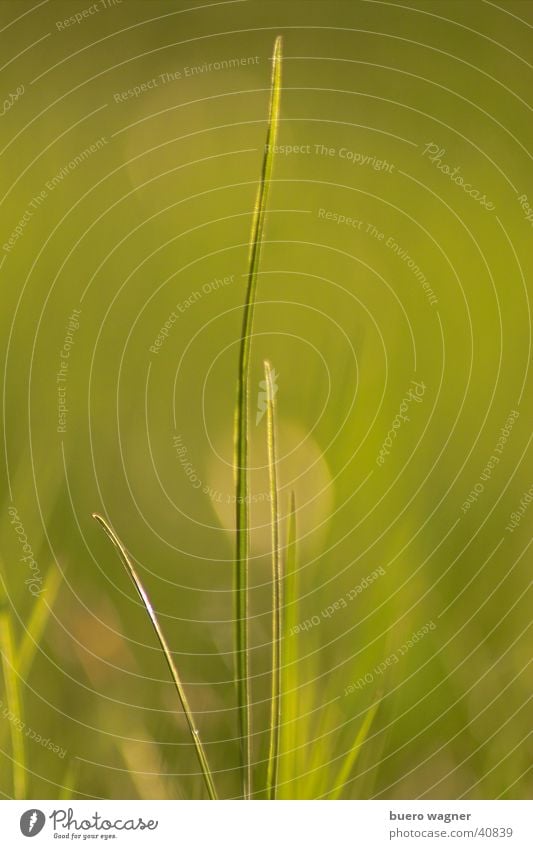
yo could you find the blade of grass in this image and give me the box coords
[17,566,62,680]
[330,694,382,799]
[281,491,298,795]
[264,361,281,800]
[234,35,282,800]
[58,757,79,801]
[0,608,26,798]
[92,513,218,800]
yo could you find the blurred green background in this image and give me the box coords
[1,0,532,799]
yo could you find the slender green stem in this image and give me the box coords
[330,694,382,799]
[92,513,218,801]
[0,609,26,798]
[282,491,298,791]
[234,35,282,800]
[17,566,62,680]
[264,361,281,800]
[59,757,79,801]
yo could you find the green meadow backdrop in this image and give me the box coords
[1,0,532,799]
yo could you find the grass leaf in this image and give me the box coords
[92,513,218,800]
[58,757,79,801]
[280,491,299,795]
[264,360,281,800]
[330,694,382,799]
[17,566,62,680]
[234,35,282,800]
[0,608,27,798]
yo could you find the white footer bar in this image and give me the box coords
[2,800,532,848]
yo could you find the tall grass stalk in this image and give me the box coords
[264,360,281,800]
[59,756,79,801]
[281,491,298,791]
[17,566,62,680]
[0,608,26,797]
[92,513,218,800]
[330,694,382,799]
[234,35,282,799]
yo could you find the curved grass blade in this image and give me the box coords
[17,565,62,680]
[58,756,80,801]
[264,361,281,800]
[281,491,298,793]
[0,608,26,797]
[330,694,382,799]
[234,35,282,800]
[92,513,218,800]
